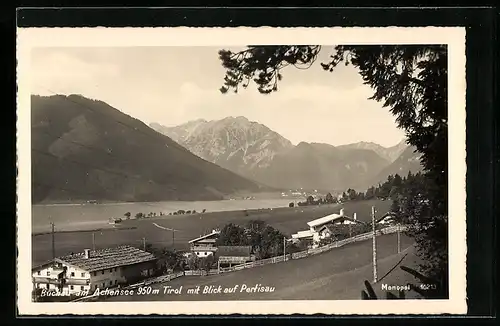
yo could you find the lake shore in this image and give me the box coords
[32,226,138,237]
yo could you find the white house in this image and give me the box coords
[32,245,157,296]
[291,208,362,247]
[188,229,221,258]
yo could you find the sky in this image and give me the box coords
[31,46,405,147]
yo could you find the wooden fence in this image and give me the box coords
[184,269,219,276]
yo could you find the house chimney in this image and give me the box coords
[84,249,91,259]
[340,208,345,216]
[354,213,357,220]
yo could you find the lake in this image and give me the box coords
[31,198,295,233]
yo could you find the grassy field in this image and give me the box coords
[103,232,414,301]
[32,199,392,266]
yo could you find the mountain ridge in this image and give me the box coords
[151,118,423,192]
[31,95,269,204]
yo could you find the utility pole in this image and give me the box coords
[142,237,146,251]
[50,222,55,260]
[92,232,96,251]
[397,223,401,254]
[172,229,175,250]
[371,206,378,283]
[283,237,286,262]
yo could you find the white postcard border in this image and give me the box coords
[17,27,467,315]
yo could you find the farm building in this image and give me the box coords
[32,245,157,296]
[291,208,364,247]
[188,229,221,258]
[216,246,255,268]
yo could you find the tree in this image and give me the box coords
[289,202,294,208]
[124,212,131,219]
[186,254,199,271]
[347,188,357,201]
[365,186,375,200]
[154,249,185,274]
[391,196,401,214]
[246,220,266,233]
[135,212,144,219]
[389,186,400,200]
[258,225,286,259]
[393,173,403,188]
[306,195,315,205]
[216,223,246,246]
[199,255,215,273]
[217,44,448,296]
[325,192,334,204]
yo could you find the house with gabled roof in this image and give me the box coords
[32,245,157,296]
[188,229,221,258]
[291,208,364,247]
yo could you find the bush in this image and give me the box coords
[289,202,294,208]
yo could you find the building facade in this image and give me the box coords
[32,246,157,296]
[188,229,220,258]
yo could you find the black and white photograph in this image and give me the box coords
[17,27,467,315]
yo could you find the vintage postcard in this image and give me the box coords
[17,27,467,315]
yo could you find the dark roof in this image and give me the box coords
[55,245,156,272]
[32,260,58,271]
[376,213,397,223]
[217,246,252,257]
[188,231,220,244]
[318,224,336,233]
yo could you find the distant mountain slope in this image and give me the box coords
[150,117,294,180]
[31,95,268,204]
[366,146,424,186]
[337,139,408,163]
[252,142,390,191]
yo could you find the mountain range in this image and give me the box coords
[151,117,423,192]
[30,94,423,204]
[31,95,268,204]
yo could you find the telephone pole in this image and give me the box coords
[397,223,401,254]
[371,206,378,283]
[142,237,146,251]
[283,237,286,261]
[92,232,96,251]
[50,222,55,260]
[172,229,175,250]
